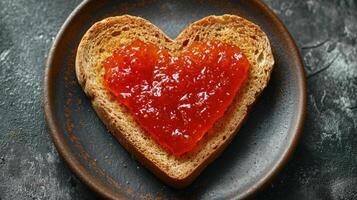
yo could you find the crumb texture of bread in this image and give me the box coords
[75,14,274,188]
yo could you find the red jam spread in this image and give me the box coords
[103,39,250,156]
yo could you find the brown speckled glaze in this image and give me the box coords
[44,0,306,199]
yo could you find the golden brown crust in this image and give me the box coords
[75,15,274,188]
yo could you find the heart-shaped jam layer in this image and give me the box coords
[103,39,250,156]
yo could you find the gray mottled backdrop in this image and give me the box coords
[0,0,356,199]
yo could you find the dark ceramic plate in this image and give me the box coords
[44,0,306,199]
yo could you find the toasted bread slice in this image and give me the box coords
[76,15,274,188]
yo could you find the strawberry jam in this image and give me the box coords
[103,39,250,156]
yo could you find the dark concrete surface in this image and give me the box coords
[0,0,356,199]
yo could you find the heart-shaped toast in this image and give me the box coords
[76,15,274,188]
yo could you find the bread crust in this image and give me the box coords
[76,15,274,188]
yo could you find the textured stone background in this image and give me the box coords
[0,0,356,199]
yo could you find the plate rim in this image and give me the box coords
[44,0,307,199]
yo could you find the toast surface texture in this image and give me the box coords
[76,15,274,188]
